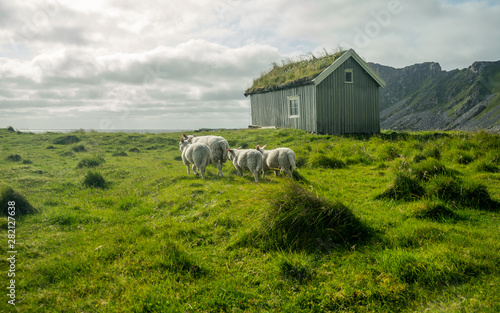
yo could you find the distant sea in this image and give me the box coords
[16,128,242,134]
[16,129,191,134]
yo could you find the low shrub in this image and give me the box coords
[83,171,107,189]
[255,182,369,251]
[0,184,36,216]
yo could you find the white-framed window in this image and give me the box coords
[288,96,300,118]
[345,69,353,83]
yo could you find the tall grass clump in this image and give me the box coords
[427,176,498,211]
[474,160,499,173]
[77,155,105,168]
[410,201,459,222]
[83,171,107,189]
[410,158,458,181]
[1,184,36,216]
[254,182,369,251]
[308,153,346,169]
[6,154,22,162]
[71,144,86,152]
[53,135,81,145]
[376,172,425,201]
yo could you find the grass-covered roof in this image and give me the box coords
[244,49,346,96]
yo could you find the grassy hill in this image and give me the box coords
[1,128,499,312]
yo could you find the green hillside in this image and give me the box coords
[1,128,499,312]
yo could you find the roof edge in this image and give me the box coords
[312,49,386,88]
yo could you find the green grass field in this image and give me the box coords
[1,127,499,312]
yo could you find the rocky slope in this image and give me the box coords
[370,60,500,132]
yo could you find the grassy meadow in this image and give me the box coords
[0,127,499,312]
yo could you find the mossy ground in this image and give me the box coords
[0,128,499,312]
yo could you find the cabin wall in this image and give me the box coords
[250,85,317,133]
[316,57,380,134]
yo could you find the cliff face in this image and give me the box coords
[370,60,500,132]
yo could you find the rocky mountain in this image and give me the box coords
[370,60,500,133]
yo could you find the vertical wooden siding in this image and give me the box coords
[316,57,380,134]
[250,85,317,133]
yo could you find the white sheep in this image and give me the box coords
[227,148,263,182]
[255,145,297,179]
[179,137,211,179]
[183,133,229,177]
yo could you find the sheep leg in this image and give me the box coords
[192,164,199,175]
[253,171,259,183]
[235,165,243,177]
[216,160,223,177]
[186,165,190,175]
[200,167,206,179]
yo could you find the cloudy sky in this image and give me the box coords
[1,0,499,130]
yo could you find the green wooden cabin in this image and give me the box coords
[244,49,386,134]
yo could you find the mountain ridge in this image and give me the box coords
[370,60,500,133]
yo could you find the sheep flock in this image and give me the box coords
[179,133,297,182]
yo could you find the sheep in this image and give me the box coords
[227,148,263,182]
[255,145,297,179]
[178,137,211,179]
[183,133,229,177]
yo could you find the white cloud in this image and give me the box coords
[0,0,499,130]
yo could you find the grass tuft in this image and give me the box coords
[376,172,425,201]
[279,259,313,284]
[427,176,498,211]
[71,144,87,152]
[0,184,36,216]
[410,158,458,181]
[83,170,107,189]
[6,154,22,162]
[255,182,369,251]
[77,155,105,168]
[474,160,499,173]
[309,153,346,169]
[53,135,81,145]
[411,201,460,222]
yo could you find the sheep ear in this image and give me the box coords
[182,133,188,139]
[262,144,267,149]
[180,137,184,142]
[237,146,242,150]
